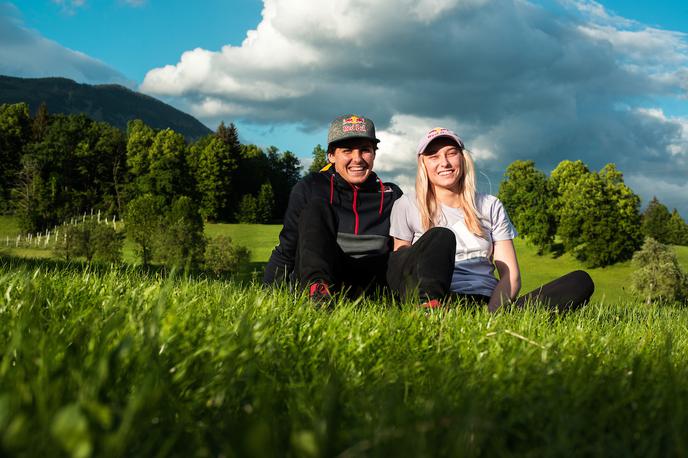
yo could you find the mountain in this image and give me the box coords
[0,75,212,140]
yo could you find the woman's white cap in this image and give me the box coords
[416,128,464,156]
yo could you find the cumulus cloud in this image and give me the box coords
[0,3,127,84]
[141,0,688,215]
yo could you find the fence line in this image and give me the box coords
[4,210,122,249]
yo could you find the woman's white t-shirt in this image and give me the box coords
[389,193,517,297]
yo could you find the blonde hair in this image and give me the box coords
[415,146,483,237]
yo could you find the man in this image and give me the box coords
[263,114,403,302]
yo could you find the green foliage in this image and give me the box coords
[232,144,301,222]
[256,182,274,223]
[125,194,164,265]
[632,237,688,304]
[498,160,556,253]
[132,128,192,203]
[309,144,328,173]
[235,194,259,223]
[0,103,31,211]
[189,122,240,221]
[552,162,642,267]
[155,196,206,269]
[11,112,127,233]
[55,220,123,263]
[667,209,688,246]
[641,197,672,244]
[203,235,251,276]
[5,261,688,456]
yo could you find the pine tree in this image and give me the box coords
[641,197,672,244]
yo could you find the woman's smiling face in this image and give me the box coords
[422,137,463,191]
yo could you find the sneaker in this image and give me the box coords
[309,281,332,306]
[420,298,442,310]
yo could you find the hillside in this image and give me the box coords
[0,75,212,139]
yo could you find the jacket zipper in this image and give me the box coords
[351,185,359,235]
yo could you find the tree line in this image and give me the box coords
[498,160,688,268]
[0,101,301,269]
[0,102,302,230]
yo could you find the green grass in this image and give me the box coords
[1,257,688,457]
[1,215,686,303]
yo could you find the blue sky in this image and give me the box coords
[2,0,688,216]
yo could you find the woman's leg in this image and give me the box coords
[386,227,456,302]
[513,270,595,312]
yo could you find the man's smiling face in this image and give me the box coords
[328,138,376,186]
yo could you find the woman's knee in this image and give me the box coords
[422,227,456,252]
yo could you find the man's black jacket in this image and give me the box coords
[263,166,403,284]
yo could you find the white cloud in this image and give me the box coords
[134,0,686,217]
[0,3,127,84]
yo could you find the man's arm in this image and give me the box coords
[263,179,311,284]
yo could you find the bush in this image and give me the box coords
[204,235,251,277]
[631,237,688,304]
[54,220,123,263]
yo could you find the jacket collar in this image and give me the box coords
[323,167,381,191]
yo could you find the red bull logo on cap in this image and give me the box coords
[343,115,367,133]
[427,127,450,139]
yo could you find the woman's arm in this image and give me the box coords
[393,238,412,251]
[488,239,521,312]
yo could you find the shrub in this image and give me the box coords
[92,223,124,263]
[204,235,251,277]
[54,220,123,263]
[631,237,688,304]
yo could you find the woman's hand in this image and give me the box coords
[488,239,521,312]
[393,238,411,251]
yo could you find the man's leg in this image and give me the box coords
[514,270,595,312]
[386,227,456,303]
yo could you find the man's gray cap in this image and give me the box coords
[327,114,380,146]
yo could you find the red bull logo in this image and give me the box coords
[343,115,367,132]
[343,115,365,125]
[427,127,449,139]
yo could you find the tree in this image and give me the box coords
[641,197,672,244]
[257,182,275,223]
[0,103,31,211]
[631,237,688,304]
[497,160,556,253]
[235,194,259,223]
[192,135,237,221]
[156,196,206,269]
[667,209,688,246]
[125,194,164,266]
[552,162,642,267]
[309,144,328,173]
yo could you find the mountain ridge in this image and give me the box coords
[0,75,212,140]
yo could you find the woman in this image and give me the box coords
[388,127,594,312]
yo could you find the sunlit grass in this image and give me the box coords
[1,257,687,456]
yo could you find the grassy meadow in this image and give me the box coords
[2,214,687,303]
[2,215,688,456]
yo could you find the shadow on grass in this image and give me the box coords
[0,253,267,286]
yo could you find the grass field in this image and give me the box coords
[1,256,688,456]
[2,215,687,303]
